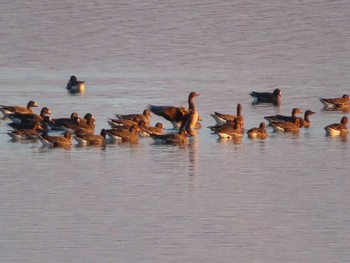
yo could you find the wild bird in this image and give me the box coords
[214,118,244,139]
[210,103,244,127]
[0,100,38,118]
[264,108,303,126]
[324,116,348,136]
[105,125,139,143]
[319,94,350,111]
[152,129,188,145]
[115,109,152,126]
[7,121,42,141]
[250,88,282,106]
[66,75,85,93]
[50,112,80,131]
[247,122,268,139]
[270,118,301,133]
[107,118,139,129]
[74,129,107,146]
[149,91,200,129]
[298,110,315,128]
[39,131,72,148]
[73,113,96,135]
[7,106,51,125]
[138,120,164,137]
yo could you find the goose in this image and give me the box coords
[7,122,42,141]
[66,75,85,93]
[152,129,188,145]
[1,100,38,118]
[39,131,72,148]
[250,88,282,106]
[7,107,51,124]
[270,119,301,133]
[324,116,348,136]
[115,109,151,126]
[264,108,303,125]
[210,103,244,127]
[138,121,164,137]
[149,91,200,129]
[105,125,139,143]
[247,122,268,139]
[215,118,244,139]
[320,94,349,111]
[74,129,107,146]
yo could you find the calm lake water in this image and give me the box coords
[1,0,350,262]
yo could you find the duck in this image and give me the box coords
[320,94,349,111]
[152,129,188,145]
[215,118,244,139]
[210,103,244,127]
[105,125,139,143]
[115,109,152,126]
[39,131,72,148]
[138,120,164,137]
[66,75,85,93]
[0,100,38,118]
[250,88,282,106]
[264,108,303,126]
[270,119,301,133]
[247,122,268,139]
[324,116,348,136]
[73,129,107,146]
[7,107,51,124]
[149,91,200,129]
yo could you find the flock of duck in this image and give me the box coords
[0,75,349,148]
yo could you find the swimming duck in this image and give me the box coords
[247,122,268,139]
[74,129,107,146]
[152,129,188,145]
[66,75,85,93]
[115,109,152,126]
[320,94,349,111]
[210,103,244,127]
[324,116,348,136]
[250,88,282,106]
[149,91,200,129]
[0,100,38,118]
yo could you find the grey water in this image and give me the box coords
[1,0,350,262]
